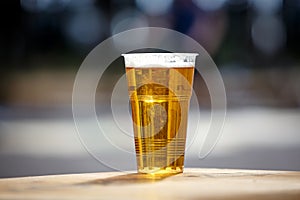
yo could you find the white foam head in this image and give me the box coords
[122,53,198,68]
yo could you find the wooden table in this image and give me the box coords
[0,168,299,199]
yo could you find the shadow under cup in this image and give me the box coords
[122,53,198,175]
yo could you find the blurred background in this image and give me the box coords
[0,0,300,178]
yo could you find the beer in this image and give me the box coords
[123,53,197,175]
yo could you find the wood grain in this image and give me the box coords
[0,168,299,200]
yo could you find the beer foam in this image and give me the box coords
[122,53,198,68]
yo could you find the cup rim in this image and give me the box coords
[122,53,198,57]
[122,53,198,68]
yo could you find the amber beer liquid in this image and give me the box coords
[123,53,197,174]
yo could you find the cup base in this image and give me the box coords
[138,166,183,175]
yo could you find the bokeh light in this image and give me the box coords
[63,6,107,48]
[21,0,70,13]
[250,0,282,14]
[135,0,173,16]
[193,0,227,11]
[111,8,148,50]
[251,15,286,55]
